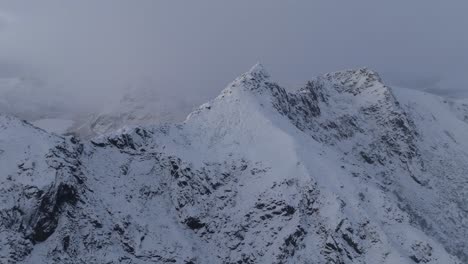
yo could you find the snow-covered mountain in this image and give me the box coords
[0,77,80,135]
[0,77,193,137]
[1,64,467,263]
[69,82,196,138]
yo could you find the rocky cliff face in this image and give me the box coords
[1,64,467,263]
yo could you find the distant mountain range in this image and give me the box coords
[0,77,195,138]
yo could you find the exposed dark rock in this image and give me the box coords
[29,183,78,243]
[282,205,295,216]
[185,217,205,230]
[360,152,374,164]
[342,233,362,255]
[62,235,70,251]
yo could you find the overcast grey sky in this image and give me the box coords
[0,0,467,110]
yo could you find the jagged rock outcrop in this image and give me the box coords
[1,64,467,263]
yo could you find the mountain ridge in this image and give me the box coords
[0,65,467,263]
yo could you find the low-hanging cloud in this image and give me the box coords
[0,0,467,116]
[0,11,12,32]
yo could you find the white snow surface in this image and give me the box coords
[31,118,75,135]
[0,64,467,263]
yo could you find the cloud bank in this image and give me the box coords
[0,0,466,116]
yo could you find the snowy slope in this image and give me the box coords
[0,115,83,261]
[446,98,468,124]
[31,118,75,135]
[0,64,467,263]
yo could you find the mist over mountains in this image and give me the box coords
[0,1,467,120]
[0,2,467,263]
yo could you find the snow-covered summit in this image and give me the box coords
[324,67,384,91]
[245,62,270,80]
[221,62,272,94]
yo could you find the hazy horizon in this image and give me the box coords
[0,1,467,114]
